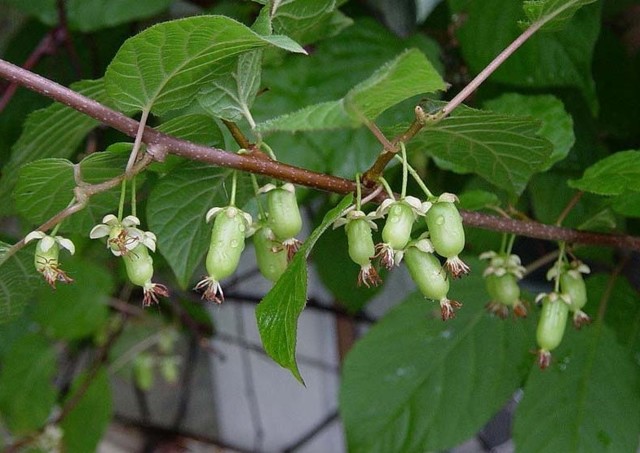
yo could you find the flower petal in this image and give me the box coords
[102,214,119,225]
[205,207,223,223]
[257,183,277,194]
[56,237,76,255]
[122,215,141,227]
[24,230,46,244]
[39,235,56,252]
[89,224,111,239]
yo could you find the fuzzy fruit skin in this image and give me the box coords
[268,189,302,241]
[346,219,376,267]
[486,274,520,306]
[560,272,587,311]
[404,247,449,300]
[34,240,59,271]
[123,244,154,287]
[536,297,569,352]
[254,226,288,282]
[425,202,465,258]
[206,210,246,281]
[381,202,415,250]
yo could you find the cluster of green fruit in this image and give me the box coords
[482,249,591,369]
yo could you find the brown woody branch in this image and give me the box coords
[0,58,640,252]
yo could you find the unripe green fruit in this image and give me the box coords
[133,354,154,390]
[123,244,154,287]
[254,226,288,282]
[486,274,520,306]
[206,210,246,281]
[560,272,587,311]
[268,188,302,241]
[381,203,415,250]
[536,297,569,352]
[35,240,60,272]
[425,202,465,258]
[404,247,449,300]
[346,219,376,267]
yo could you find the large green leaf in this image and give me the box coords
[409,104,553,195]
[256,195,353,383]
[61,370,112,453]
[0,333,57,434]
[146,162,253,289]
[12,152,132,235]
[340,263,533,452]
[569,150,640,195]
[13,158,76,226]
[33,257,112,340]
[449,0,601,110]
[513,324,640,452]
[104,15,306,114]
[1,0,172,32]
[521,0,600,31]
[0,242,40,323]
[484,93,575,170]
[0,79,104,213]
[257,48,445,133]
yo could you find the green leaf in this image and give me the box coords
[267,0,353,45]
[256,195,353,383]
[13,158,76,226]
[569,150,640,195]
[61,369,112,453]
[1,0,172,32]
[0,242,40,323]
[33,258,112,340]
[198,50,263,123]
[529,172,616,230]
[340,262,533,452]
[105,15,306,114]
[0,79,105,212]
[12,152,132,235]
[457,189,500,211]
[484,93,575,170]
[612,191,640,218]
[0,333,57,434]
[257,48,445,132]
[521,0,599,32]
[150,114,225,173]
[409,104,553,195]
[591,274,640,358]
[449,0,601,110]
[146,162,253,289]
[513,325,640,452]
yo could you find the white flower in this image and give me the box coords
[25,230,75,255]
[90,214,156,256]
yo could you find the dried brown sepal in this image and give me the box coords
[194,277,224,304]
[445,256,470,279]
[374,243,396,270]
[440,298,462,321]
[572,311,592,329]
[357,264,382,288]
[143,283,170,307]
[537,350,552,370]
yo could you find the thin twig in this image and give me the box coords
[555,191,584,226]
